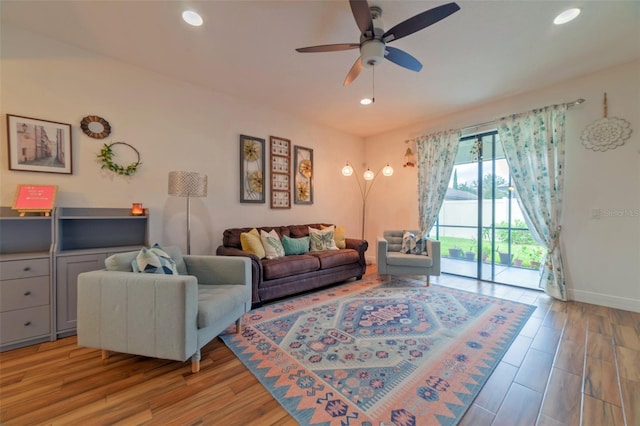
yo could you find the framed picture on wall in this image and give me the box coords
[7,114,73,174]
[239,134,265,203]
[270,136,291,209]
[293,145,313,205]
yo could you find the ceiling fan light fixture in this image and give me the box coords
[360,39,385,68]
[182,10,203,26]
[554,8,580,25]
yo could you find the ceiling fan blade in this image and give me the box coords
[385,46,423,72]
[383,2,460,43]
[296,43,360,53]
[350,0,373,35]
[343,56,364,86]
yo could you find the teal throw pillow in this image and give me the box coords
[282,235,310,255]
[132,244,178,275]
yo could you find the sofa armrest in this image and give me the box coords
[376,237,389,274]
[425,238,441,275]
[183,255,250,286]
[345,238,368,267]
[216,246,262,304]
[184,255,252,307]
[77,271,198,362]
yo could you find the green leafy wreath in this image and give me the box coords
[97,142,141,176]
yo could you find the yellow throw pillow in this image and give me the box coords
[334,225,346,249]
[321,224,346,249]
[240,228,265,259]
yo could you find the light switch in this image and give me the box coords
[591,208,601,219]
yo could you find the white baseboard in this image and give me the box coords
[568,289,640,313]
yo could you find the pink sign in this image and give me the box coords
[13,185,57,211]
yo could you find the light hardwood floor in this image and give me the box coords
[1,268,638,425]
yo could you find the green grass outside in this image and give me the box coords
[435,236,544,268]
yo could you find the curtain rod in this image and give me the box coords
[460,98,586,133]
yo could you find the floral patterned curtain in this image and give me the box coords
[498,104,568,300]
[416,130,461,236]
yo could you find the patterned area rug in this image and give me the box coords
[221,276,535,425]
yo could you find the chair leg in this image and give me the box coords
[191,350,201,373]
[426,275,430,287]
[236,317,242,334]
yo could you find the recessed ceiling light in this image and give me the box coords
[182,10,203,27]
[554,8,580,25]
[360,98,373,105]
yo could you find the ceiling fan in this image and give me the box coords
[296,0,460,86]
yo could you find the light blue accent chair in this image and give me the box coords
[77,246,251,373]
[377,230,441,286]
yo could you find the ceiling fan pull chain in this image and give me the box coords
[372,66,376,103]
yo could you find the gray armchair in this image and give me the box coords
[377,230,441,286]
[77,246,251,373]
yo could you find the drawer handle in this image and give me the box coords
[23,267,31,272]
[24,321,31,327]
[24,291,32,296]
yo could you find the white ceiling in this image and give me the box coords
[2,1,639,138]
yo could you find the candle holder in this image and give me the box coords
[131,203,144,216]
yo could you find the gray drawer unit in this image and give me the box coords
[0,276,50,312]
[0,258,49,280]
[0,207,54,351]
[0,305,51,345]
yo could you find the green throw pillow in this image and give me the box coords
[282,235,310,255]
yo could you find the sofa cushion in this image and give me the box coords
[309,226,339,251]
[289,223,329,238]
[260,229,285,259]
[308,249,360,269]
[282,235,310,255]
[262,254,320,280]
[197,285,247,329]
[105,251,137,272]
[384,230,410,253]
[241,228,266,259]
[386,252,433,268]
[223,227,253,250]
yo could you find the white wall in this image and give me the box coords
[0,27,365,254]
[2,27,638,312]
[365,59,640,312]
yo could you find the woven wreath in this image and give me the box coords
[97,142,141,176]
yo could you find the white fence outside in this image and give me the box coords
[437,198,526,238]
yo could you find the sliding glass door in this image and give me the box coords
[432,131,543,289]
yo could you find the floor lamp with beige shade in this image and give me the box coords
[168,171,208,255]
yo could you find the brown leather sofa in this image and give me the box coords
[216,223,368,308]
